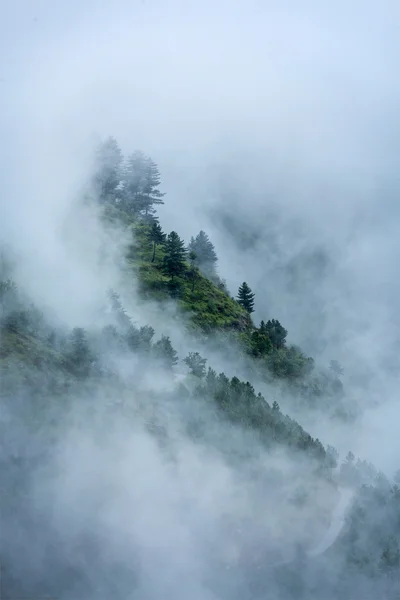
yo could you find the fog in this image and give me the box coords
[1,1,400,598]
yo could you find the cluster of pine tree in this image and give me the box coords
[92,136,348,413]
[93,138,165,219]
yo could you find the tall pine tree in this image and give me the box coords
[122,151,165,218]
[152,335,178,369]
[142,157,165,218]
[148,220,165,262]
[163,231,187,280]
[188,230,218,279]
[237,282,255,313]
[265,319,287,349]
[122,150,147,214]
[93,136,123,203]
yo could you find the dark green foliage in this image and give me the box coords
[237,282,255,313]
[264,319,287,349]
[163,231,187,280]
[197,371,328,461]
[266,346,313,379]
[152,335,178,369]
[188,230,218,279]
[249,323,273,357]
[148,220,165,262]
[183,352,207,377]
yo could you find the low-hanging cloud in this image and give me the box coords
[2,1,400,597]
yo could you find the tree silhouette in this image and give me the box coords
[152,335,178,369]
[183,352,207,377]
[122,151,165,218]
[94,136,123,203]
[237,282,255,313]
[188,230,218,279]
[163,231,187,280]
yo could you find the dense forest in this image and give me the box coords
[1,137,399,599]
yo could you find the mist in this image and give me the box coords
[2,1,400,598]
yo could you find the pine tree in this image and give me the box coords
[183,352,207,378]
[122,150,147,214]
[148,220,166,262]
[237,282,255,313]
[265,319,287,349]
[152,335,178,369]
[250,324,272,357]
[142,157,165,217]
[163,231,187,280]
[93,136,123,203]
[188,230,218,279]
[122,151,165,218]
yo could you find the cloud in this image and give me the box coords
[1,1,400,596]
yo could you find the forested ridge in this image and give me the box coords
[1,137,399,599]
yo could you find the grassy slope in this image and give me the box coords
[122,213,251,333]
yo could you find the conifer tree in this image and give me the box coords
[94,136,123,203]
[183,352,207,378]
[188,230,218,279]
[148,220,166,262]
[122,151,165,217]
[152,335,178,369]
[265,319,287,349]
[122,150,147,214]
[237,282,255,313]
[163,231,187,280]
[142,157,165,217]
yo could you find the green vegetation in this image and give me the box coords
[237,281,255,313]
[2,135,399,599]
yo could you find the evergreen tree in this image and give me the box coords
[141,157,165,217]
[188,230,218,279]
[163,231,187,280]
[237,282,255,313]
[250,324,272,357]
[122,150,147,214]
[148,220,165,262]
[265,319,287,349]
[93,136,123,203]
[122,151,165,218]
[183,352,207,378]
[138,325,155,350]
[152,335,178,369]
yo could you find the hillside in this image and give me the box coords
[1,138,398,600]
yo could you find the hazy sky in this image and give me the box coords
[2,0,400,398]
[3,5,400,597]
